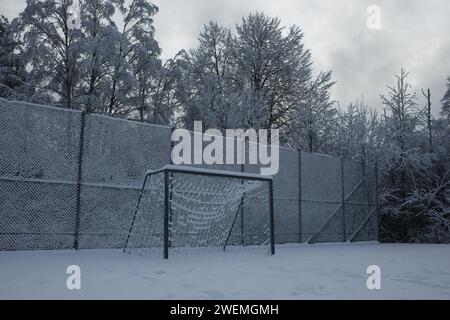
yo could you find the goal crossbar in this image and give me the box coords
[146,165,274,182]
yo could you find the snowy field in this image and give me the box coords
[1,242,450,300]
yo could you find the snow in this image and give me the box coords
[0,98,83,114]
[1,242,450,299]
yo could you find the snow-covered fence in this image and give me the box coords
[77,114,172,249]
[301,155,378,243]
[0,101,81,250]
[0,100,171,250]
[0,100,378,250]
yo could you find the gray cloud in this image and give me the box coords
[2,0,449,116]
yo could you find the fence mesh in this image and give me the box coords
[0,99,378,251]
[0,100,81,250]
[0,99,172,250]
[78,114,172,249]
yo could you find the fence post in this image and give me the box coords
[375,161,380,241]
[239,137,248,246]
[361,161,367,237]
[164,169,170,259]
[341,157,346,242]
[298,149,302,243]
[170,126,175,165]
[74,111,87,250]
[240,162,245,246]
[269,179,276,255]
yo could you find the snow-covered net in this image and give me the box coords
[123,167,273,258]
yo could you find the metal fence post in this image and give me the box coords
[298,149,302,243]
[170,126,175,165]
[240,137,248,246]
[74,111,86,250]
[361,161,366,235]
[375,161,380,241]
[364,161,370,231]
[164,169,170,259]
[240,163,245,246]
[341,157,346,242]
[269,179,276,255]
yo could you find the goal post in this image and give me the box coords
[124,165,275,258]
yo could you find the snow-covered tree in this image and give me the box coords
[181,22,233,129]
[380,69,431,196]
[378,69,438,242]
[148,54,187,126]
[441,77,450,121]
[286,71,337,152]
[78,0,120,112]
[105,0,160,116]
[335,98,382,162]
[126,0,163,121]
[235,12,313,130]
[179,13,316,132]
[15,0,84,108]
[13,0,161,115]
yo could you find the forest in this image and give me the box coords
[0,0,449,243]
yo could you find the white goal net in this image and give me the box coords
[123,166,274,258]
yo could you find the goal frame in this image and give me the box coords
[124,165,275,259]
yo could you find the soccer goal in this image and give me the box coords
[123,165,275,258]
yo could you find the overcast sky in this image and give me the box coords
[2,0,449,116]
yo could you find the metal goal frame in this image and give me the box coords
[124,165,275,259]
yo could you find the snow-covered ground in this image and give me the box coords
[1,242,450,299]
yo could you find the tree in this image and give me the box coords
[421,88,433,152]
[105,0,160,116]
[14,0,162,116]
[0,16,28,100]
[380,69,426,197]
[379,69,436,241]
[126,0,163,122]
[335,97,381,162]
[78,0,120,112]
[235,12,313,129]
[179,12,316,132]
[148,54,186,126]
[15,0,84,108]
[180,22,240,129]
[441,77,450,120]
[286,71,337,153]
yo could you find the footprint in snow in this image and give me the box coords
[155,270,167,275]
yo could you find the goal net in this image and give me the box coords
[123,165,275,258]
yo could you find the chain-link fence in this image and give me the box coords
[0,99,378,250]
[0,99,171,250]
